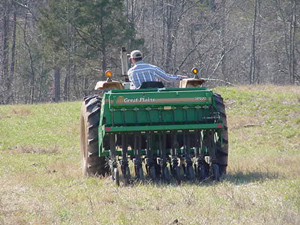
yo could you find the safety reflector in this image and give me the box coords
[217,124,223,128]
[105,127,111,131]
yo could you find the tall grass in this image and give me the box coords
[0,85,299,225]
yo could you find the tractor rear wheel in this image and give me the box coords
[214,94,229,176]
[80,96,109,176]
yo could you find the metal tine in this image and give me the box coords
[171,130,181,184]
[121,133,130,184]
[109,134,119,186]
[184,130,195,180]
[134,132,143,180]
[133,133,138,179]
[146,131,156,180]
[159,131,170,183]
[210,130,220,181]
[161,132,167,165]
[198,130,210,180]
[137,132,143,179]
[145,132,150,173]
[195,130,200,157]
[171,131,177,167]
[209,130,217,164]
[182,130,187,176]
[158,132,163,176]
[194,129,202,177]
[109,134,117,171]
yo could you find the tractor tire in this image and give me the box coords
[214,93,229,176]
[80,96,109,176]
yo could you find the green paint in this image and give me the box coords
[98,87,225,156]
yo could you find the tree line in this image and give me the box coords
[0,0,299,104]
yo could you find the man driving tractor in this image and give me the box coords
[128,50,185,89]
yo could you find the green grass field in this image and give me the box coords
[0,85,299,225]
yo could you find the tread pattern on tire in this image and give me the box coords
[214,93,229,176]
[81,96,109,176]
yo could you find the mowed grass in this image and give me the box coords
[0,85,299,225]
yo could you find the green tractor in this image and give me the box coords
[80,48,228,185]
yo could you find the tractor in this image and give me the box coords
[80,48,228,185]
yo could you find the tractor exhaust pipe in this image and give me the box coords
[120,47,129,82]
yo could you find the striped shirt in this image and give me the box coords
[128,61,180,88]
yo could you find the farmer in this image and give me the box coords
[128,50,184,89]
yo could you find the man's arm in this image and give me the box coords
[154,67,181,82]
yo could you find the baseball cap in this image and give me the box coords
[130,50,143,59]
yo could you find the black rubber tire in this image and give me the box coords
[214,93,229,176]
[80,96,109,176]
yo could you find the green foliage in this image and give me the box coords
[39,0,135,58]
[39,0,77,48]
[76,0,135,56]
[37,0,142,97]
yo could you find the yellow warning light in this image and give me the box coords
[192,67,199,74]
[105,70,113,77]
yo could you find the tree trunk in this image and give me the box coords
[161,0,166,67]
[102,44,107,80]
[2,0,10,104]
[289,0,297,84]
[54,67,61,102]
[8,9,17,103]
[63,74,69,101]
[23,12,36,103]
[165,0,173,73]
[220,0,227,82]
[255,0,261,84]
[249,0,260,84]
[151,0,156,63]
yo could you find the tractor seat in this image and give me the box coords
[139,81,165,89]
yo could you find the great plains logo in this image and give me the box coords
[116,96,155,104]
[124,97,155,103]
